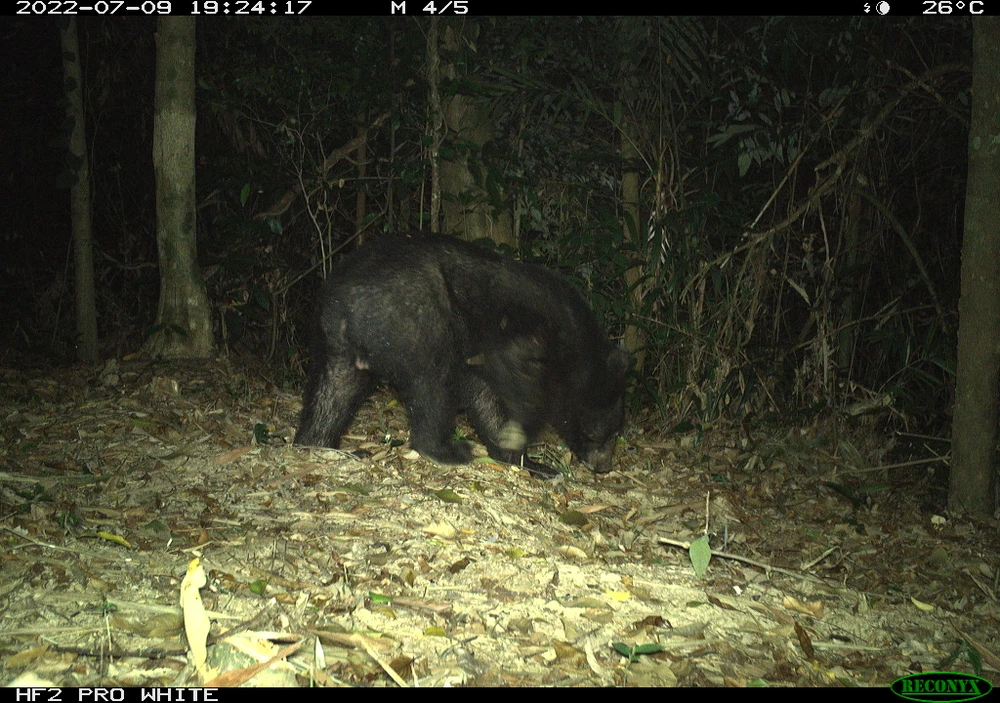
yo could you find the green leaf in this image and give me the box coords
[435,489,463,504]
[689,535,712,577]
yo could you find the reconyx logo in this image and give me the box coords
[891,672,992,702]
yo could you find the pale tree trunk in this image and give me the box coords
[145,17,214,359]
[436,21,514,245]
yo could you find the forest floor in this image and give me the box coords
[0,358,997,688]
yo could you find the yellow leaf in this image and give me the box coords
[604,590,631,602]
[180,558,215,682]
[96,531,133,549]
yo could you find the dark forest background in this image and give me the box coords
[0,17,971,440]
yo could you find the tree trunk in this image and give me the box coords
[145,17,214,359]
[620,117,646,372]
[950,17,1000,516]
[437,22,514,245]
[60,18,99,364]
[426,16,442,233]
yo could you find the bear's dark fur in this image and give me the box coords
[294,233,631,477]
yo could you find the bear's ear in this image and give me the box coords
[607,346,634,378]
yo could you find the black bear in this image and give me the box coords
[294,233,632,478]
